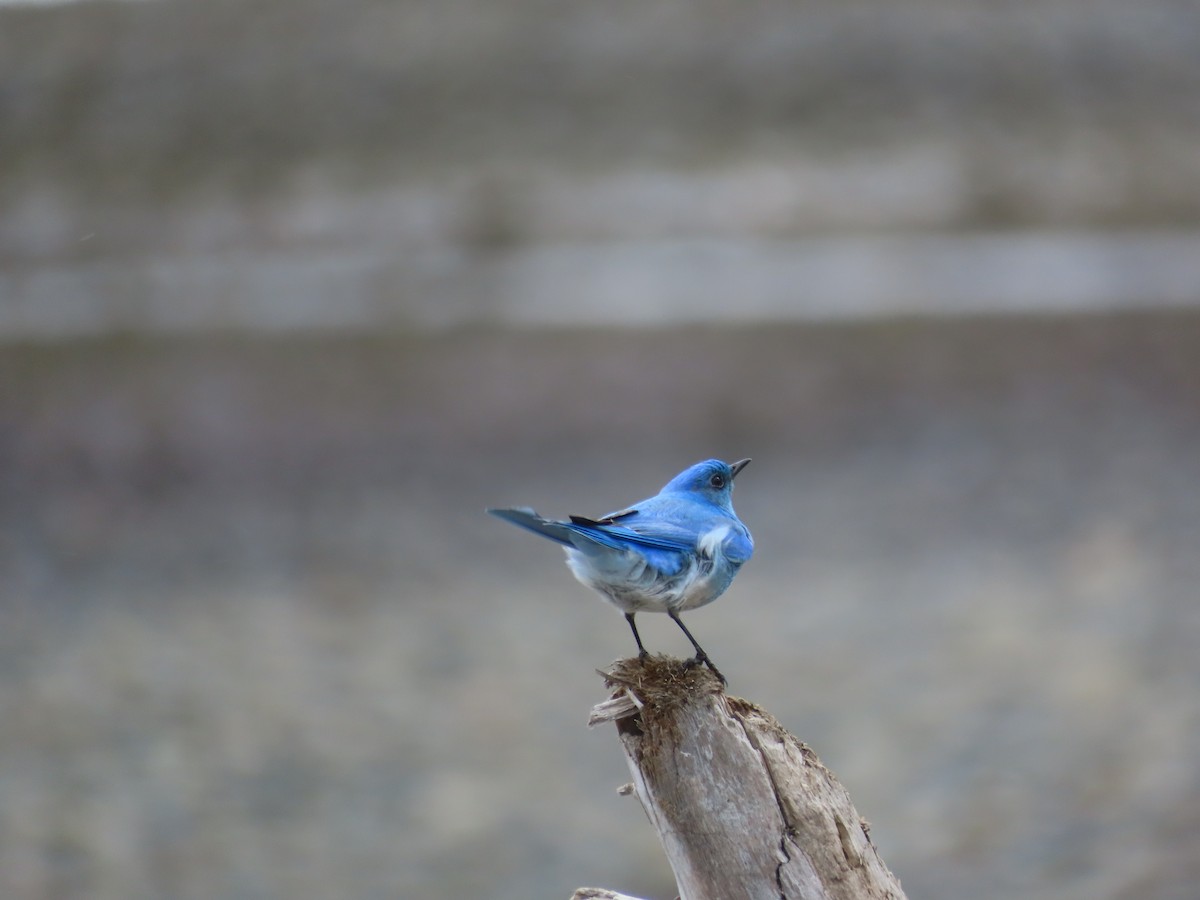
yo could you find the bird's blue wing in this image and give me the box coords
[487,506,689,549]
[489,506,693,575]
[610,494,754,568]
[566,519,690,575]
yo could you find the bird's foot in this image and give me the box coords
[685,653,727,686]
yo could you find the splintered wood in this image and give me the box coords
[582,655,907,900]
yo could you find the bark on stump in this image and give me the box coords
[580,655,907,900]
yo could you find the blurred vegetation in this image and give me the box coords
[2,0,1199,221]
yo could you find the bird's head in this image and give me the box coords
[663,458,751,508]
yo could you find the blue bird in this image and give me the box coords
[488,458,753,683]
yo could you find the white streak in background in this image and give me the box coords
[2,231,1199,340]
[0,0,152,5]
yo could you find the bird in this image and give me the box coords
[487,458,753,684]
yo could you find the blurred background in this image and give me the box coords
[2,1,1199,898]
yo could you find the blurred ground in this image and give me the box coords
[2,316,1199,899]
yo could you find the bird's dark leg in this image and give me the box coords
[667,608,726,685]
[625,612,649,659]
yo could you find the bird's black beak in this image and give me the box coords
[730,458,751,480]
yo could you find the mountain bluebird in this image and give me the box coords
[488,458,753,683]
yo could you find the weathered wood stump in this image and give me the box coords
[577,655,907,900]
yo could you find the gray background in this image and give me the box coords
[2,2,1199,899]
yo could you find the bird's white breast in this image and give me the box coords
[563,520,739,615]
[697,523,731,559]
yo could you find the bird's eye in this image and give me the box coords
[709,473,725,489]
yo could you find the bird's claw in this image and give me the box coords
[684,654,727,686]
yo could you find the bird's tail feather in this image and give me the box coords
[486,507,576,546]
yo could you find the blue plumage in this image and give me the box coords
[488,458,753,683]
